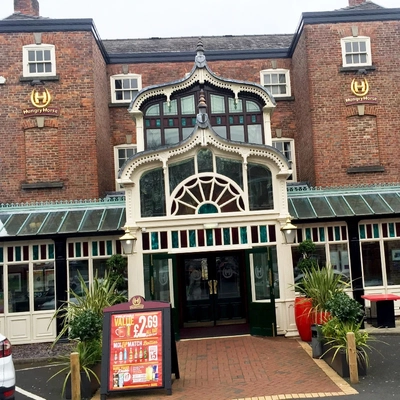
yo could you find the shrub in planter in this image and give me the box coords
[50,339,102,398]
[325,291,364,325]
[321,316,373,377]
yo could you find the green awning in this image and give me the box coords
[288,185,400,220]
[2,186,400,236]
[0,198,126,237]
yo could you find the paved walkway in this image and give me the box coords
[93,335,358,400]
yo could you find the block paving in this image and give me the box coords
[93,335,357,400]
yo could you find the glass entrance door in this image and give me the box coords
[182,252,245,327]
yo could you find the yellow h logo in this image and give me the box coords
[351,78,369,97]
[30,88,51,108]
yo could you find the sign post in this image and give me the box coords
[100,296,179,399]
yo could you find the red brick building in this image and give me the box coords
[0,0,399,343]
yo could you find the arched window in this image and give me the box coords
[140,150,274,217]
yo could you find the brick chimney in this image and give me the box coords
[14,0,39,17]
[348,0,366,6]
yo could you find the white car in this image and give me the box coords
[0,334,15,400]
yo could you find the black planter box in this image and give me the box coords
[322,344,367,378]
[65,365,101,400]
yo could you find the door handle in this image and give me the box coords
[269,269,273,287]
[208,280,213,295]
[213,280,218,294]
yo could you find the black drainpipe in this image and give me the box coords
[54,237,68,338]
[347,218,364,307]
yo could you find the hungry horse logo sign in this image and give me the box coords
[350,77,369,97]
[22,86,60,117]
[345,77,377,106]
[30,87,52,108]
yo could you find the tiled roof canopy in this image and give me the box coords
[288,185,400,220]
[0,198,125,237]
[2,186,400,236]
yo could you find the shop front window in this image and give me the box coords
[329,243,350,281]
[33,262,55,311]
[361,241,383,287]
[92,259,107,279]
[8,264,29,313]
[69,260,89,297]
[383,240,400,286]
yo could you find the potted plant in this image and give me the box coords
[325,291,364,325]
[51,320,102,399]
[292,264,348,341]
[320,317,371,377]
[292,240,319,342]
[49,272,125,398]
[321,292,373,377]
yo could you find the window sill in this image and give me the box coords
[21,181,64,190]
[20,75,60,83]
[109,102,131,108]
[346,165,384,174]
[339,66,376,73]
[275,96,295,102]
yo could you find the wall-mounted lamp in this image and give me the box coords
[280,217,298,244]
[119,227,137,254]
[0,76,6,85]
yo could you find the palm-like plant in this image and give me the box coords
[293,265,349,314]
[321,316,374,367]
[52,271,125,343]
[49,271,126,396]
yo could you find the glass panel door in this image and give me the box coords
[182,252,245,327]
[246,247,277,336]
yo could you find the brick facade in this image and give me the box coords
[0,0,399,203]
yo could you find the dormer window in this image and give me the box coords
[23,44,56,77]
[341,37,372,67]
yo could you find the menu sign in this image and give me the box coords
[109,310,163,391]
[101,296,177,398]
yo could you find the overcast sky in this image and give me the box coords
[0,0,399,39]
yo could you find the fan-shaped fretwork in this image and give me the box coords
[171,175,245,215]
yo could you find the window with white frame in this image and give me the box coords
[359,220,400,288]
[110,74,142,103]
[114,145,137,189]
[23,44,56,77]
[260,69,291,97]
[272,139,296,181]
[291,224,351,284]
[341,37,372,67]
